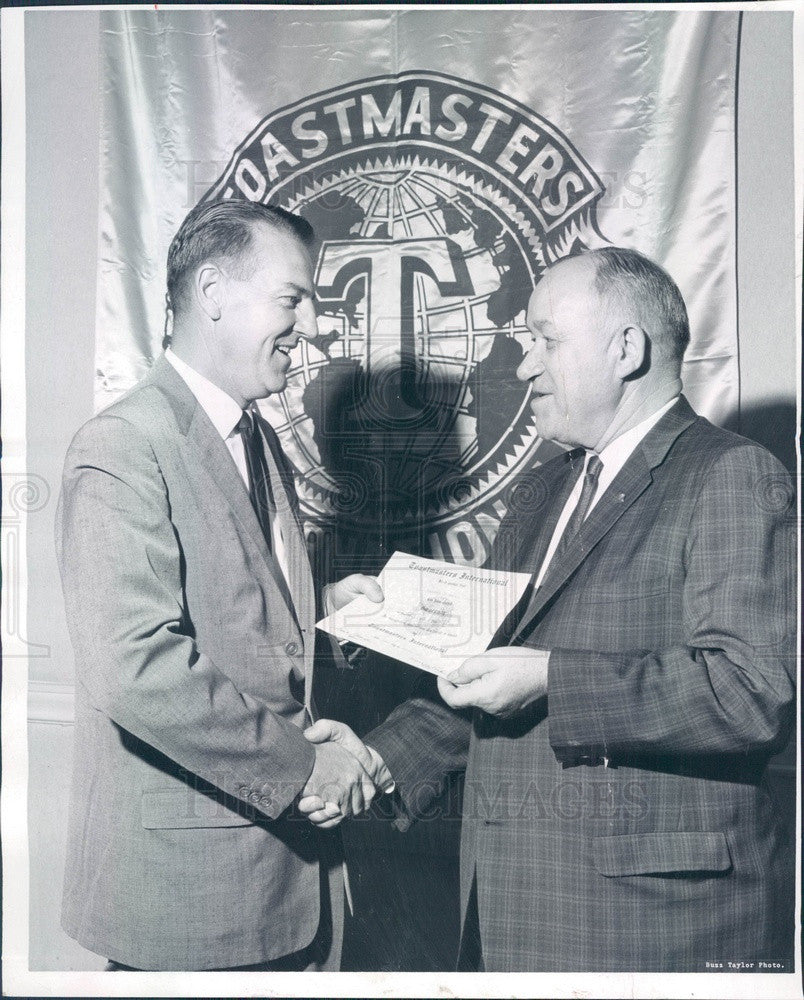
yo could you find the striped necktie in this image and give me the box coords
[554,452,603,559]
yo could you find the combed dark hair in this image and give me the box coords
[586,246,690,365]
[165,200,314,326]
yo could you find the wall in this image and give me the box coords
[22,9,798,970]
[25,10,103,971]
[736,12,797,470]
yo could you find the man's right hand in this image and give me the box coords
[298,738,376,829]
[298,720,394,828]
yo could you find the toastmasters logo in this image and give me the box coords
[206,72,607,566]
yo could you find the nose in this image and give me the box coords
[516,340,543,383]
[294,298,319,341]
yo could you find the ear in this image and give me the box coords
[194,263,224,322]
[616,324,648,378]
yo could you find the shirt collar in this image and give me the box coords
[164,348,245,440]
[595,396,679,479]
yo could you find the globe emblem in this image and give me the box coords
[208,75,607,564]
[259,159,553,554]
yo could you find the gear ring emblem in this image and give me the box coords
[206,73,607,565]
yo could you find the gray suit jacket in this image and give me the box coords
[370,398,796,971]
[56,355,339,969]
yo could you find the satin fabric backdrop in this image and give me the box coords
[94,8,742,970]
[96,10,739,570]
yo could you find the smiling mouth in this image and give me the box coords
[275,341,296,357]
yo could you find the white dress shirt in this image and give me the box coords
[534,397,679,589]
[165,349,290,579]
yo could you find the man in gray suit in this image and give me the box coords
[309,248,796,971]
[56,200,384,971]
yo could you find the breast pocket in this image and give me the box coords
[579,576,670,606]
[591,831,732,877]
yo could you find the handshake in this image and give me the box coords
[297,719,394,828]
[295,572,391,829]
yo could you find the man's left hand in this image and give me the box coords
[437,647,550,719]
[324,574,384,614]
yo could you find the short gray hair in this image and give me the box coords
[585,246,690,365]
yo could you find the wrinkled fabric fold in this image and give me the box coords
[96,9,739,473]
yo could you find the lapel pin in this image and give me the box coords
[616,492,626,502]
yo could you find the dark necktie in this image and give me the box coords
[554,452,603,559]
[237,411,275,554]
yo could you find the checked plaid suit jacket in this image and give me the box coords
[369,397,796,972]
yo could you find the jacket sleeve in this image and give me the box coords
[548,444,796,762]
[367,676,472,828]
[55,413,315,819]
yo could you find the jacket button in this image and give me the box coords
[285,641,299,656]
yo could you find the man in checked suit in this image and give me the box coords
[309,248,796,971]
[56,200,386,971]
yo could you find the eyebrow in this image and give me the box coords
[529,319,555,334]
[279,282,317,302]
[279,281,315,296]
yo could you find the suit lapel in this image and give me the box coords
[259,418,315,626]
[510,397,698,643]
[490,450,583,645]
[257,415,316,715]
[512,455,653,637]
[521,450,585,575]
[146,355,299,617]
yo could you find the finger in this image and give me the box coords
[330,780,353,819]
[438,674,483,709]
[354,575,384,603]
[347,772,366,818]
[307,800,341,820]
[306,811,329,824]
[298,795,341,821]
[304,719,337,743]
[308,777,344,815]
[353,777,376,817]
[297,794,327,814]
[437,675,457,697]
[307,811,344,829]
[349,766,377,817]
[362,778,377,812]
[447,656,491,685]
[438,675,466,708]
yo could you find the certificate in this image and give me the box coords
[316,551,532,677]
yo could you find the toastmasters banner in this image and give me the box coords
[96,9,741,569]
